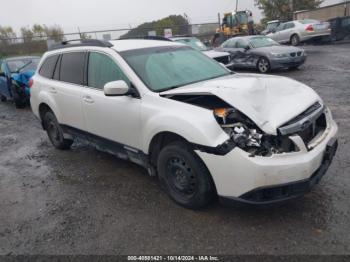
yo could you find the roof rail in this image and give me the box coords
[118,36,172,41]
[49,39,113,51]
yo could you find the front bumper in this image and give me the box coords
[220,138,338,205]
[270,56,307,70]
[195,114,338,205]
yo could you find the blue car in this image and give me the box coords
[0,56,40,108]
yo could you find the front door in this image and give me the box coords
[81,51,141,149]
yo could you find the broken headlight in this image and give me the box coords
[214,108,296,156]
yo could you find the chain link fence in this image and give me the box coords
[0,23,219,58]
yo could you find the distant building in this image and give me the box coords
[294,1,350,21]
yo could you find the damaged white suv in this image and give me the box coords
[30,39,338,209]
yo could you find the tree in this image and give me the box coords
[20,27,34,43]
[121,15,189,38]
[0,26,17,44]
[255,0,323,22]
[44,24,64,42]
[32,24,46,39]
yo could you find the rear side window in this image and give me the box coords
[87,52,130,89]
[39,55,59,79]
[60,52,86,85]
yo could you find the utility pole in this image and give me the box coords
[236,0,239,12]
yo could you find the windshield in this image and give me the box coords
[249,37,279,48]
[173,38,209,51]
[7,58,40,73]
[121,46,230,92]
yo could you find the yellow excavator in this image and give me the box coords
[212,10,252,46]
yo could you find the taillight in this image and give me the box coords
[28,78,34,88]
[306,25,314,32]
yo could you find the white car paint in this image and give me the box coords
[31,39,338,203]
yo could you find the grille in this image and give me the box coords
[283,102,322,127]
[290,52,303,57]
[278,102,326,148]
[214,56,230,65]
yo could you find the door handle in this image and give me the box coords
[49,87,57,94]
[83,96,94,104]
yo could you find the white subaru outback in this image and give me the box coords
[30,39,338,209]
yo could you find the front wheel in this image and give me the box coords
[291,34,300,46]
[43,111,73,150]
[257,57,271,73]
[157,141,216,209]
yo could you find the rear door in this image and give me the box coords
[44,52,86,130]
[280,22,295,43]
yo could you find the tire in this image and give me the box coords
[0,95,6,102]
[257,57,271,73]
[10,84,26,109]
[43,111,73,150]
[157,141,216,209]
[291,34,300,46]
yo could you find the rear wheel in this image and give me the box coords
[291,34,300,46]
[43,111,73,150]
[157,141,216,209]
[0,95,6,102]
[257,57,271,73]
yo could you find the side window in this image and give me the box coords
[223,39,236,48]
[60,52,86,85]
[87,52,130,89]
[39,55,59,79]
[285,22,295,29]
[276,24,285,32]
[236,39,247,48]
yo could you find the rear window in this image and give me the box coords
[60,52,86,85]
[300,19,319,24]
[39,55,59,79]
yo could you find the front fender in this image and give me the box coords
[141,110,229,154]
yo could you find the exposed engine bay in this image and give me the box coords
[165,94,298,157]
[213,107,297,157]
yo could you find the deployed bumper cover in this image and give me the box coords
[195,115,338,205]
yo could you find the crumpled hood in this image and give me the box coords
[161,73,321,135]
[203,50,230,59]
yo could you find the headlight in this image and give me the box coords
[270,52,288,58]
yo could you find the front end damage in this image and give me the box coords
[161,83,338,205]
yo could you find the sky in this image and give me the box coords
[0,0,343,35]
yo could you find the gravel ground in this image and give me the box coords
[0,43,349,255]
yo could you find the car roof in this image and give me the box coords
[5,56,40,61]
[109,39,183,52]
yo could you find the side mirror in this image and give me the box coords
[272,29,276,33]
[104,80,129,96]
[244,46,250,51]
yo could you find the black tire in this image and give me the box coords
[257,57,271,73]
[10,84,26,109]
[157,141,216,209]
[291,34,300,46]
[43,111,73,150]
[0,95,6,102]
